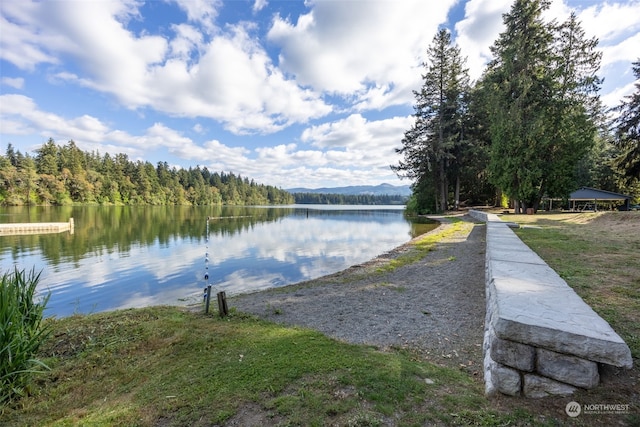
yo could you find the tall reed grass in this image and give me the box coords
[1,268,50,406]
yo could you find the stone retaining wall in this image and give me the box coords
[469,210,632,398]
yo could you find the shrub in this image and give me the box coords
[0,268,51,406]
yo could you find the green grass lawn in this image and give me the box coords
[1,307,536,427]
[508,212,640,360]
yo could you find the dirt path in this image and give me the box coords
[230,216,486,373]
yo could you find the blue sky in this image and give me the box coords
[1,0,638,189]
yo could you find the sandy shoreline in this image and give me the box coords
[229,216,486,371]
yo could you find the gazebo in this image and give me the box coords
[569,187,632,211]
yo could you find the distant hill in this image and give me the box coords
[286,183,412,197]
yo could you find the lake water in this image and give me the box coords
[0,205,436,318]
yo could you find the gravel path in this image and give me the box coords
[230,216,486,371]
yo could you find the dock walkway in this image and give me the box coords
[0,218,74,236]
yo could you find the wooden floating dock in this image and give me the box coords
[0,218,74,236]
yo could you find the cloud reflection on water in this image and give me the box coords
[1,206,413,317]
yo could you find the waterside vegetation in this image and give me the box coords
[376,218,470,274]
[0,269,50,406]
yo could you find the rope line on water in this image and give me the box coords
[204,216,210,300]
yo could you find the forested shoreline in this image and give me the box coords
[292,192,406,205]
[0,139,294,206]
[0,140,409,207]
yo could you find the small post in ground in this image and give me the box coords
[205,285,212,314]
[217,291,228,317]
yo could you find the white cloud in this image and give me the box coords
[253,0,268,13]
[599,31,640,69]
[169,23,204,60]
[1,77,25,89]
[545,0,572,21]
[170,0,222,33]
[301,113,412,150]
[30,1,168,107]
[601,80,636,109]
[268,0,457,106]
[252,113,410,186]
[145,123,195,150]
[170,24,331,133]
[0,0,331,135]
[0,94,109,142]
[454,0,512,81]
[0,2,59,70]
[570,0,640,104]
[256,143,297,162]
[576,1,640,43]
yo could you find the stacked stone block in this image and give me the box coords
[469,210,633,398]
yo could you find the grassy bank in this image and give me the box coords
[2,307,531,426]
[1,214,638,426]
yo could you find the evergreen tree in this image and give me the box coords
[5,144,18,167]
[574,133,628,193]
[544,12,602,199]
[482,0,601,212]
[393,29,470,213]
[612,59,640,183]
[35,138,59,175]
[482,0,554,213]
[59,140,85,176]
[458,82,496,206]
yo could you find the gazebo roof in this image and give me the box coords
[569,187,632,201]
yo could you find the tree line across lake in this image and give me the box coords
[0,140,294,206]
[0,141,406,206]
[291,192,406,205]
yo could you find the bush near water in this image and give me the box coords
[0,268,50,406]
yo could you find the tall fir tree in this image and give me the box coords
[393,29,470,213]
[482,0,602,212]
[612,59,640,183]
[482,0,555,213]
[35,138,60,175]
[544,12,602,200]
